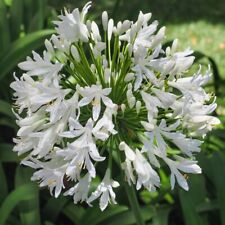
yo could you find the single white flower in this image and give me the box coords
[54,2,91,42]
[133,149,160,191]
[58,118,105,179]
[87,169,120,211]
[150,39,195,77]
[141,90,163,121]
[10,74,69,113]
[164,156,201,191]
[92,106,117,141]
[151,87,177,109]
[18,51,62,82]
[119,141,136,161]
[78,85,114,121]
[23,157,67,198]
[122,159,136,185]
[64,174,91,203]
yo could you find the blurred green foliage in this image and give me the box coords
[0,0,225,224]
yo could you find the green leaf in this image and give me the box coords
[0,29,55,81]
[0,143,19,162]
[15,166,41,225]
[179,175,209,225]
[0,99,15,119]
[4,0,13,6]
[9,0,23,39]
[102,206,154,225]
[0,183,38,225]
[23,0,35,31]
[0,0,11,51]
[43,196,68,222]
[0,164,8,202]
[44,221,55,225]
[199,152,225,225]
[80,205,128,225]
[152,206,172,225]
[196,199,219,213]
[0,118,17,130]
[28,0,46,31]
[63,203,85,224]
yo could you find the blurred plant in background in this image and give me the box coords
[0,0,225,225]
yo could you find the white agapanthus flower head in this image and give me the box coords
[11,2,220,211]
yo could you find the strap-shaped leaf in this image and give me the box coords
[199,152,225,225]
[102,206,154,225]
[15,166,41,225]
[0,143,18,162]
[0,29,54,81]
[0,183,37,225]
[0,164,8,202]
[43,196,68,222]
[80,205,128,225]
[0,0,10,51]
[9,0,23,39]
[179,175,209,225]
[0,100,15,119]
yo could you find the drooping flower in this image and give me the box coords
[64,174,91,203]
[87,169,119,211]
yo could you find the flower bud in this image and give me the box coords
[115,21,122,35]
[128,96,136,108]
[124,73,135,82]
[127,43,133,56]
[45,39,54,55]
[128,83,132,90]
[121,104,126,113]
[90,64,96,72]
[119,53,124,61]
[86,20,92,32]
[141,121,155,131]
[70,62,75,70]
[104,68,111,83]
[91,21,101,41]
[151,26,166,49]
[119,142,126,150]
[102,11,108,31]
[119,142,136,161]
[103,58,108,68]
[108,19,114,41]
[171,39,179,54]
[121,20,131,33]
[126,89,132,99]
[136,101,141,114]
[71,45,80,62]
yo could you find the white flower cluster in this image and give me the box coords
[11,2,220,211]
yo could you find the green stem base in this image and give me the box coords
[124,183,146,225]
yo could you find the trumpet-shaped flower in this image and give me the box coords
[78,85,114,121]
[87,169,119,211]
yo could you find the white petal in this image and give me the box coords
[79,97,93,107]
[100,191,109,211]
[93,103,101,121]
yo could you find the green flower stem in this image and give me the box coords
[114,134,145,225]
[124,183,146,225]
[108,136,113,173]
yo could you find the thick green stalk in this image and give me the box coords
[115,133,145,225]
[124,182,146,225]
